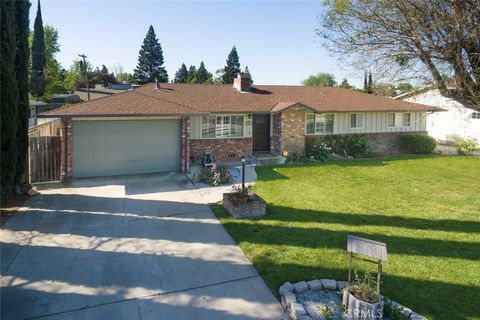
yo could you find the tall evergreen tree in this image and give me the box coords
[196,61,212,84]
[134,25,168,84]
[14,0,31,185]
[339,77,353,89]
[367,71,373,94]
[187,65,196,83]
[243,66,253,83]
[1,0,19,203]
[363,71,368,91]
[174,63,189,83]
[30,0,46,99]
[221,46,241,84]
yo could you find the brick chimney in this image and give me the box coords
[233,73,251,93]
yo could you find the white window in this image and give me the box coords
[387,112,411,127]
[350,113,364,129]
[306,113,334,134]
[202,115,244,138]
[471,112,480,119]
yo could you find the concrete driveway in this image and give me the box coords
[1,173,284,320]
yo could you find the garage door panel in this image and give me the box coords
[73,120,181,178]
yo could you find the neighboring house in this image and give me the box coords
[397,88,480,143]
[51,93,81,104]
[29,100,48,127]
[29,94,80,127]
[74,84,134,101]
[39,74,436,179]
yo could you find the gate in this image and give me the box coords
[29,136,62,182]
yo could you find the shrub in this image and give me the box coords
[305,142,332,162]
[456,138,478,155]
[285,152,306,164]
[228,184,254,201]
[346,271,380,303]
[323,134,371,158]
[200,165,230,186]
[401,134,436,154]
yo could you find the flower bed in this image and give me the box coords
[279,279,427,320]
[222,193,266,219]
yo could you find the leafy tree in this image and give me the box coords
[317,0,480,108]
[1,0,19,203]
[116,72,134,84]
[92,65,117,88]
[68,58,93,89]
[196,62,213,84]
[221,46,241,84]
[30,0,46,99]
[63,69,79,92]
[213,68,224,84]
[134,25,168,84]
[339,77,353,89]
[187,65,197,83]
[29,25,65,100]
[396,83,415,95]
[14,0,31,185]
[174,63,189,83]
[303,73,336,87]
[373,83,396,97]
[367,71,373,94]
[243,66,253,83]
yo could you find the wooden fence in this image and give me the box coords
[28,119,62,138]
[29,136,62,183]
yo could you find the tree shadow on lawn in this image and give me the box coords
[251,258,479,320]
[265,205,480,234]
[212,205,480,319]
[213,204,480,261]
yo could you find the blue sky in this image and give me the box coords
[30,1,361,86]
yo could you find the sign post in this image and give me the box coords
[347,235,388,293]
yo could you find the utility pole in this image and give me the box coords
[78,54,91,101]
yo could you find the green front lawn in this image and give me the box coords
[212,155,480,320]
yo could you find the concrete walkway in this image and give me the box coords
[194,164,258,204]
[1,173,284,320]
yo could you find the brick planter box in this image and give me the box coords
[223,193,266,219]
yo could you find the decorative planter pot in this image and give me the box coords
[223,193,266,219]
[342,290,384,320]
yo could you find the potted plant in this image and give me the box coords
[223,184,266,219]
[343,272,384,320]
[229,184,253,203]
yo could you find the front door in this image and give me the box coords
[253,114,270,152]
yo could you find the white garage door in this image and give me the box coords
[73,120,181,178]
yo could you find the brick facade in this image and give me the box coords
[305,131,428,155]
[60,118,73,180]
[190,138,253,163]
[271,113,282,154]
[279,108,306,154]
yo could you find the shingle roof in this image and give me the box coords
[40,83,438,117]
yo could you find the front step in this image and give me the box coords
[248,153,286,166]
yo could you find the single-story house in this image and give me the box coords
[396,88,480,144]
[29,94,80,127]
[74,84,135,101]
[39,74,437,179]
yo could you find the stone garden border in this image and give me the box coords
[279,279,427,320]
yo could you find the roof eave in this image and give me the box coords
[37,112,207,118]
